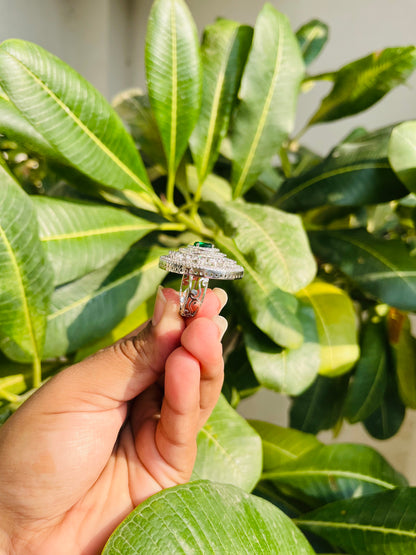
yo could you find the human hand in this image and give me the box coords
[0,287,227,555]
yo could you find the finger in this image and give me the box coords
[181,316,225,425]
[185,287,227,325]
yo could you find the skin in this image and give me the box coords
[0,287,227,555]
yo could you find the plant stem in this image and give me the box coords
[166,171,176,206]
[158,222,187,232]
[190,178,203,218]
[176,212,215,240]
[33,356,41,389]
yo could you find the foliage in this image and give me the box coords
[1,1,416,552]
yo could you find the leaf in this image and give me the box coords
[265,443,407,506]
[296,19,329,66]
[0,162,53,371]
[309,47,416,125]
[230,4,304,197]
[0,40,154,201]
[186,165,232,203]
[309,229,416,311]
[43,245,166,357]
[249,420,320,472]
[275,126,408,212]
[223,343,260,406]
[112,88,166,169]
[244,302,320,395]
[145,0,201,180]
[192,395,262,492]
[390,314,416,408]
[297,281,359,377]
[33,196,158,286]
[389,121,416,194]
[344,321,388,423]
[296,487,416,554]
[207,200,316,293]
[190,19,252,184]
[103,480,315,554]
[0,96,60,159]
[290,374,350,434]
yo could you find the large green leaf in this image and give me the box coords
[223,342,260,406]
[296,19,329,66]
[344,321,388,423]
[275,127,408,212]
[207,200,316,293]
[103,480,314,554]
[43,245,165,357]
[192,394,262,492]
[0,40,154,203]
[112,88,166,169]
[309,229,416,311]
[297,281,359,377]
[296,487,416,554]
[308,47,416,125]
[145,0,201,186]
[230,4,304,197]
[33,196,158,286]
[249,421,320,472]
[190,19,252,184]
[389,121,416,194]
[0,96,60,159]
[290,374,350,434]
[390,314,416,408]
[244,303,320,395]
[0,162,53,378]
[264,443,407,506]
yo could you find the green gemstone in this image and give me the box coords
[194,241,213,248]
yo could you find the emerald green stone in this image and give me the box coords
[194,241,213,248]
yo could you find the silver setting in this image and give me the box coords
[159,243,244,317]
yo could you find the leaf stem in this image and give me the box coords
[166,171,176,206]
[33,356,42,389]
[158,222,187,232]
[190,178,204,218]
[175,212,214,240]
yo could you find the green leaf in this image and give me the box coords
[0,40,155,205]
[112,88,166,169]
[186,164,232,203]
[297,281,359,377]
[275,127,408,212]
[43,245,165,357]
[207,200,316,293]
[190,19,252,184]
[103,480,315,554]
[33,196,158,286]
[290,374,350,434]
[265,443,407,506]
[0,96,60,159]
[249,420,320,472]
[244,303,320,395]
[309,229,416,311]
[145,0,201,182]
[363,369,405,440]
[296,19,329,66]
[390,314,416,408]
[0,162,53,374]
[296,487,416,554]
[223,342,260,405]
[230,4,304,197]
[389,121,416,194]
[309,47,416,125]
[192,395,262,492]
[344,321,388,423]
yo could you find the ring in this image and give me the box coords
[159,241,244,317]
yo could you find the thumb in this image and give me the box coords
[33,287,185,412]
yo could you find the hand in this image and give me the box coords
[0,287,227,555]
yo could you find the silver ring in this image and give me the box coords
[159,241,244,317]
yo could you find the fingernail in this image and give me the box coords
[213,288,228,311]
[212,315,228,340]
[152,286,167,326]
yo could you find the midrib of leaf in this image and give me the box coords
[199,425,240,474]
[267,469,397,489]
[40,223,157,242]
[294,518,416,538]
[47,257,159,320]
[233,18,284,198]
[276,162,390,206]
[8,52,151,194]
[169,2,177,177]
[224,204,293,290]
[351,351,386,422]
[199,28,238,181]
[262,438,298,461]
[335,233,416,296]
[359,271,416,281]
[0,224,41,385]
[301,27,323,56]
